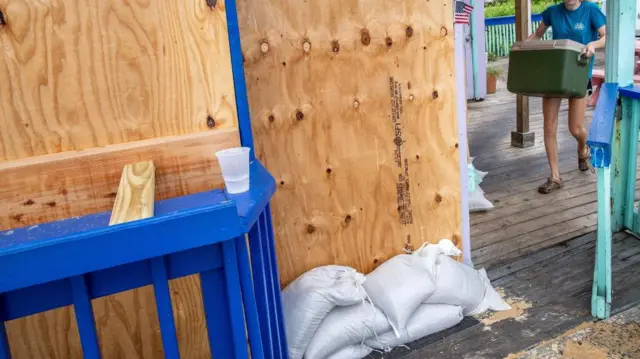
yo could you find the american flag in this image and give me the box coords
[454,1,473,24]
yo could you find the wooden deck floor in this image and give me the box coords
[383,231,640,358]
[468,85,597,269]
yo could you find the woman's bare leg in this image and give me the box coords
[543,97,562,180]
[568,96,589,158]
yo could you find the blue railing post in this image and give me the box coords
[236,235,266,359]
[150,257,180,359]
[0,296,10,359]
[70,275,101,359]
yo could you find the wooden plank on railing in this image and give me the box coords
[109,161,156,225]
[0,129,240,231]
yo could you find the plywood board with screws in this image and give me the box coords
[238,0,462,285]
[0,0,237,162]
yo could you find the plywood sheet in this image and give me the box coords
[0,0,237,161]
[238,0,461,285]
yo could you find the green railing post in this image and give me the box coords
[590,0,636,320]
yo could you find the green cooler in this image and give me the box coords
[507,39,590,98]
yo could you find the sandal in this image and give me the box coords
[538,177,564,194]
[579,147,594,173]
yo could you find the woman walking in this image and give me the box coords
[527,0,606,194]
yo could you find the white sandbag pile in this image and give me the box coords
[468,158,494,212]
[282,240,511,359]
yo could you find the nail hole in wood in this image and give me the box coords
[306,224,316,234]
[409,94,415,102]
[344,215,352,224]
[385,37,393,48]
[268,114,275,122]
[303,40,312,53]
[326,168,332,174]
[432,90,439,99]
[206,0,217,9]
[406,26,414,38]
[0,10,6,26]
[435,193,443,204]
[296,110,304,121]
[360,29,371,46]
[353,100,360,109]
[440,27,448,37]
[455,143,459,148]
[206,115,216,128]
[332,40,340,53]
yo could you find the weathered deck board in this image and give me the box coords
[376,231,640,358]
[467,81,599,269]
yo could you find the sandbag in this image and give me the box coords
[468,159,493,212]
[325,345,373,359]
[366,304,463,350]
[362,254,436,337]
[424,255,510,316]
[304,302,390,359]
[469,184,494,212]
[283,265,367,359]
[470,157,488,185]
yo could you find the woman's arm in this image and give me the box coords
[527,22,549,41]
[584,25,606,57]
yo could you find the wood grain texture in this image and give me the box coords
[0,129,240,231]
[0,0,237,161]
[238,0,461,285]
[109,161,156,225]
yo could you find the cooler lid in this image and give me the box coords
[511,39,585,52]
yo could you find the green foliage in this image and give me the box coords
[486,66,503,76]
[487,52,499,62]
[485,0,560,18]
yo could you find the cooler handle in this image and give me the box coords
[577,53,589,67]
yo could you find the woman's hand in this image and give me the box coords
[582,43,596,58]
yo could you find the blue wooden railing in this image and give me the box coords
[485,14,552,57]
[0,161,287,359]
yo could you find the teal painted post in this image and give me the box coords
[592,0,636,319]
[470,0,479,99]
[608,0,636,232]
[592,167,612,319]
[631,100,640,234]
[622,98,640,231]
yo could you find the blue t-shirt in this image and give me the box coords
[541,2,606,77]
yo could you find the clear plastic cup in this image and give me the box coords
[215,147,251,194]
